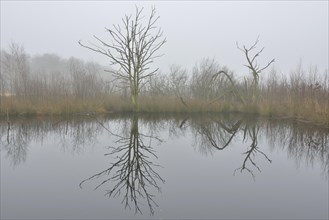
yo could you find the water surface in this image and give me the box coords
[1,114,328,219]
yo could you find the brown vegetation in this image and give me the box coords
[0,43,328,127]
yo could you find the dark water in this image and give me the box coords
[1,114,328,219]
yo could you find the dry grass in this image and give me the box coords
[1,70,328,128]
[1,92,328,121]
[1,92,328,125]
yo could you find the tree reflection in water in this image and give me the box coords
[233,124,272,179]
[265,119,329,179]
[1,122,30,166]
[1,114,328,214]
[79,115,164,215]
[0,117,104,166]
[189,115,272,179]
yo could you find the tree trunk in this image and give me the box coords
[130,81,139,112]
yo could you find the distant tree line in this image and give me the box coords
[0,43,111,112]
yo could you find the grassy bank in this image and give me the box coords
[1,94,328,127]
[1,45,328,127]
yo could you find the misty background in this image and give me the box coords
[1,1,328,77]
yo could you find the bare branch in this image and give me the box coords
[236,37,275,102]
[258,58,275,73]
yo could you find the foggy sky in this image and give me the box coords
[1,1,328,77]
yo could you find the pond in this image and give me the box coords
[1,113,328,219]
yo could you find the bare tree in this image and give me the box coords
[237,37,275,102]
[0,50,7,108]
[79,6,166,112]
[168,65,188,98]
[0,43,30,101]
[190,58,221,100]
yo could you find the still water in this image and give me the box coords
[1,113,328,219]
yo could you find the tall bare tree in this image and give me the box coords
[237,37,275,102]
[79,6,166,112]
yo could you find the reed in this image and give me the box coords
[1,92,328,126]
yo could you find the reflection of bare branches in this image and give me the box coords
[0,117,105,165]
[265,120,329,179]
[191,116,243,155]
[79,116,164,215]
[6,121,10,144]
[201,120,242,150]
[179,118,188,129]
[1,123,30,166]
[168,117,189,138]
[234,126,272,179]
[190,114,328,180]
[190,115,272,178]
[55,118,103,154]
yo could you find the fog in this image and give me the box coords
[1,1,328,76]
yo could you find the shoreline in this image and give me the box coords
[1,107,328,129]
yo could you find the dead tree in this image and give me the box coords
[79,7,166,112]
[237,37,275,102]
[211,70,245,105]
